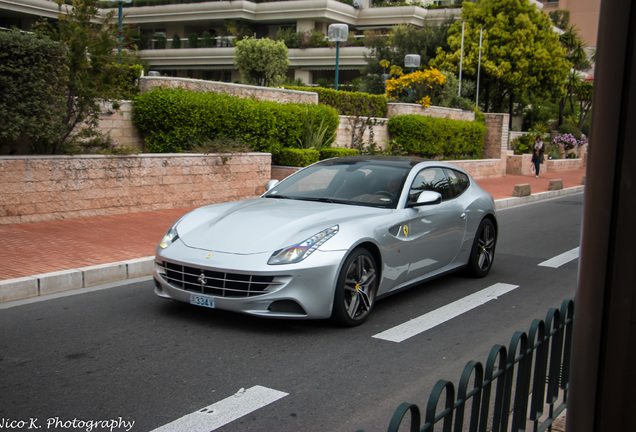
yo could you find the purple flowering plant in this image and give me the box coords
[552,133,587,151]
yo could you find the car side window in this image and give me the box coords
[445,168,470,198]
[408,168,451,202]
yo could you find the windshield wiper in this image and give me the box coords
[263,194,293,199]
[264,195,348,204]
[296,197,350,204]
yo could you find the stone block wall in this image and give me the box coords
[547,158,586,172]
[507,154,549,176]
[333,116,391,148]
[139,76,318,104]
[272,159,506,183]
[0,154,271,225]
[483,113,510,160]
[271,165,301,182]
[507,153,586,176]
[97,101,145,152]
[451,159,507,180]
[387,103,475,121]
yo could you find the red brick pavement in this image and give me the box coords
[0,168,586,281]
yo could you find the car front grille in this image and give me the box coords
[160,261,282,298]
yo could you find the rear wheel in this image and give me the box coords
[332,248,378,326]
[467,218,497,277]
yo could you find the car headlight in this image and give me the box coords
[159,225,179,249]
[268,225,339,265]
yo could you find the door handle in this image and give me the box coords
[460,213,467,219]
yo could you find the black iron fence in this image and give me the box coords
[358,298,574,432]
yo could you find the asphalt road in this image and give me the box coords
[0,194,583,432]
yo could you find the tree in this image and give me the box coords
[34,0,142,153]
[430,0,570,122]
[360,22,452,95]
[0,29,67,154]
[234,37,289,87]
[548,9,570,30]
[557,25,593,127]
[385,68,447,107]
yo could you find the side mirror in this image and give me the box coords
[410,190,442,207]
[265,179,279,191]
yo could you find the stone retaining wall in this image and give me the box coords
[0,153,270,225]
[387,103,475,121]
[139,76,318,104]
[272,158,505,183]
[547,157,586,172]
[334,116,391,148]
[97,101,145,152]
[450,158,506,180]
[507,154,586,176]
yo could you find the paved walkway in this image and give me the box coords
[0,168,586,282]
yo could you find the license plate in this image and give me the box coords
[190,294,215,309]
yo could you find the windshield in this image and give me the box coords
[264,160,410,209]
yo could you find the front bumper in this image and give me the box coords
[154,240,346,319]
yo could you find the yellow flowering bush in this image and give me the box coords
[385,68,446,107]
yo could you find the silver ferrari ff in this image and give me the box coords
[154,156,497,326]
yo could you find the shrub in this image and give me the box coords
[285,86,388,117]
[171,34,181,48]
[201,31,213,48]
[0,28,67,154]
[132,88,340,153]
[385,68,446,107]
[552,133,586,152]
[320,147,360,160]
[188,33,199,48]
[155,33,166,49]
[235,37,289,87]
[276,27,299,49]
[511,134,536,155]
[388,114,485,158]
[274,148,320,167]
[297,112,336,150]
[102,63,143,100]
[558,123,582,141]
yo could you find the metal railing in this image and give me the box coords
[358,298,574,432]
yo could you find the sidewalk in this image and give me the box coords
[0,168,586,302]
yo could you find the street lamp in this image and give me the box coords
[114,0,132,57]
[328,23,348,90]
[404,54,421,72]
[405,54,421,100]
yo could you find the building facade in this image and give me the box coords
[0,0,460,85]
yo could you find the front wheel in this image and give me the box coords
[466,218,497,278]
[332,248,378,326]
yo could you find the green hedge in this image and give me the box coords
[285,86,388,118]
[273,148,320,167]
[273,147,360,166]
[388,115,486,158]
[132,88,340,153]
[558,123,582,141]
[319,147,360,159]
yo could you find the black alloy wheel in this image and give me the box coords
[467,218,497,278]
[332,248,378,326]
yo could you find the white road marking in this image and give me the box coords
[538,247,580,268]
[151,386,288,432]
[373,283,520,343]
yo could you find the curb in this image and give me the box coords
[0,257,154,304]
[495,186,585,210]
[0,186,585,304]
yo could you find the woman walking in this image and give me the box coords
[531,135,545,178]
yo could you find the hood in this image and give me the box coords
[176,198,384,254]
